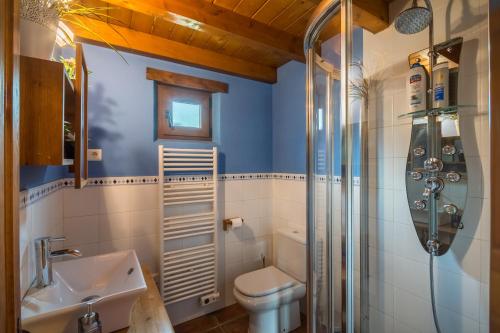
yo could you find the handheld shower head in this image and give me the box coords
[394,0,431,34]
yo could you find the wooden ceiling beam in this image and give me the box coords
[68,17,277,83]
[311,0,389,41]
[102,0,305,62]
[352,0,390,33]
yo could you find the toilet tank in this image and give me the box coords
[275,227,306,283]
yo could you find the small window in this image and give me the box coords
[171,100,201,128]
[156,84,211,140]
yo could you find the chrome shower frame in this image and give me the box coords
[304,1,368,332]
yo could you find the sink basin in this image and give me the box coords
[22,250,147,333]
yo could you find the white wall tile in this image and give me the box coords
[63,187,100,218]
[99,185,131,214]
[63,215,99,246]
[132,234,159,273]
[99,238,130,254]
[130,209,158,237]
[98,212,130,241]
[128,184,159,211]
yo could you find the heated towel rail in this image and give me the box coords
[158,146,218,305]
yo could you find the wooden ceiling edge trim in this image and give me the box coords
[310,0,389,40]
[102,0,305,62]
[146,67,229,93]
[67,17,277,83]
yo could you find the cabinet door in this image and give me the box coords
[74,43,88,188]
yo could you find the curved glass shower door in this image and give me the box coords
[306,0,491,333]
[308,54,341,333]
[305,1,365,332]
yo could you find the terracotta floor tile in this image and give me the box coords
[212,303,247,324]
[220,316,249,333]
[173,314,218,333]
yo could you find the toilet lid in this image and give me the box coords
[234,266,296,297]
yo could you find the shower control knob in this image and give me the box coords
[414,200,427,210]
[442,144,456,155]
[411,171,423,181]
[443,204,458,215]
[446,172,461,182]
[424,157,443,172]
[413,146,426,157]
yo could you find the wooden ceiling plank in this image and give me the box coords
[146,67,229,93]
[270,0,316,31]
[68,17,277,83]
[233,0,268,17]
[212,0,240,11]
[103,0,305,62]
[251,0,292,24]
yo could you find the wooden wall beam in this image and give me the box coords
[103,0,305,62]
[146,68,229,93]
[68,17,277,83]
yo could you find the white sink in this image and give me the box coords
[22,250,147,333]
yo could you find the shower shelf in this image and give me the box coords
[398,105,474,119]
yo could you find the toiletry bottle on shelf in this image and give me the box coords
[407,62,428,112]
[433,61,449,108]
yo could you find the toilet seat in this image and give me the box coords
[234,266,296,297]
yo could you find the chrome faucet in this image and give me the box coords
[35,236,82,288]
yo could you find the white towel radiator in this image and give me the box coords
[158,146,218,305]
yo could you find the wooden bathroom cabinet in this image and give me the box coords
[73,43,89,189]
[20,56,76,166]
[20,46,89,188]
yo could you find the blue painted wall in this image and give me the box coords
[272,61,306,174]
[20,166,66,190]
[20,29,363,188]
[82,44,272,177]
[271,30,363,176]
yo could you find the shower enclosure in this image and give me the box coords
[304,0,490,332]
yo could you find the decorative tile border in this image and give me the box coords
[20,176,159,208]
[165,175,214,183]
[64,176,159,187]
[272,173,306,181]
[19,174,359,208]
[219,173,274,181]
[20,179,65,209]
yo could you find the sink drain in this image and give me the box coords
[81,295,101,303]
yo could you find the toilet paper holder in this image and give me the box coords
[223,217,244,231]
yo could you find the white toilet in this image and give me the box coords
[233,227,306,333]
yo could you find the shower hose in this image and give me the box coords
[429,252,442,333]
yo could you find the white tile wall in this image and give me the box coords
[363,0,490,332]
[19,189,64,297]
[221,179,276,305]
[62,184,160,271]
[19,176,306,313]
[19,183,161,298]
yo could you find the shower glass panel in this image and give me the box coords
[305,1,362,332]
[310,55,341,332]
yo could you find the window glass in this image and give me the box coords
[171,100,201,128]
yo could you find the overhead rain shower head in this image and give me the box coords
[394,0,431,35]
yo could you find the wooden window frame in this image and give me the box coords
[146,67,228,141]
[156,83,212,141]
